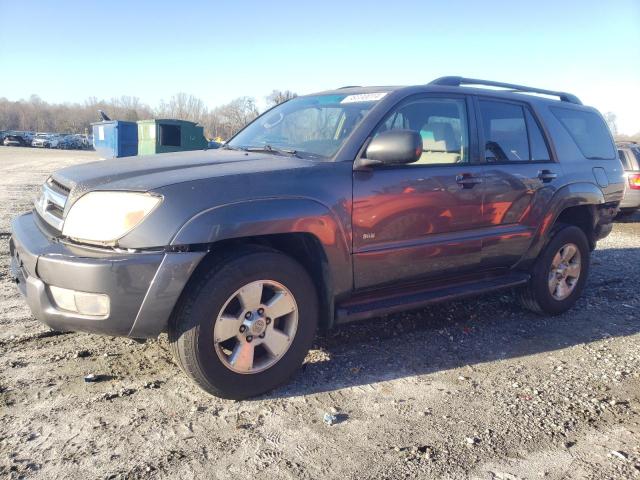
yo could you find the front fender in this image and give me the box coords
[171,197,352,296]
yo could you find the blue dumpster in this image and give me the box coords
[92,121,138,158]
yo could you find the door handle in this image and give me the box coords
[456,173,483,189]
[538,169,557,182]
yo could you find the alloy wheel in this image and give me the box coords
[213,280,298,374]
[548,243,581,300]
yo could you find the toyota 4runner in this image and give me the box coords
[10,77,624,399]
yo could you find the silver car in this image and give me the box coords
[617,142,640,214]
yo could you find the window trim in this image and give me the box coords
[355,93,480,169]
[472,95,557,165]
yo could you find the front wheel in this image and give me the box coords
[169,247,318,399]
[518,225,590,315]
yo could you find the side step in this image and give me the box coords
[335,272,530,323]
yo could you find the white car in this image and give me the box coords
[31,133,60,148]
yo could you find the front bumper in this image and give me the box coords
[9,212,205,338]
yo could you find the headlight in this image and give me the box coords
[62,192,161,244]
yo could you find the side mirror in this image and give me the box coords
[358,129,422,168]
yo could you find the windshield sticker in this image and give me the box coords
[340,92,388,104]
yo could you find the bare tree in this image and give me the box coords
[0,95,153,134]
[266,90,297,107]
[615,132,640,143]
[205,97,259,140]
[0,91,277,141]
[604,112,618,136]
[156,93,207,123]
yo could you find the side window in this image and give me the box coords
[373,97,469,165]
[550,107,615,160]
[618,150,630,170]
[633,148,640,169]
[479,100,529,162]
[380,111,407,131]
[525,109,551,161]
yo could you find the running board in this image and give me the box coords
[335,272,530,323]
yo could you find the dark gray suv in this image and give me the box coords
[10,77,624,399]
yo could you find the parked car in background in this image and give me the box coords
[3,135,27,147]
[58,134,86,150]
[207,140,222,149]
[21,131,35,145]
[616,141,640,215]
[31,133,60,148]
[10,77,624,399]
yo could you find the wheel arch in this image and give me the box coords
[517,182,604,268]
[170,198,353,329]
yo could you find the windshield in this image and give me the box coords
[227,93,387,159]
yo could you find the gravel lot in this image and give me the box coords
[1,147,639,480]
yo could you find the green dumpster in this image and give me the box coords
[137,119,208,155]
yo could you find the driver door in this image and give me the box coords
[352,95,486,289]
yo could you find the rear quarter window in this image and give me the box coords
[618,150,630,169]
[632,148,640,169]
[551,107,615,160]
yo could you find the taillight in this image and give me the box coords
[629,174,640,190]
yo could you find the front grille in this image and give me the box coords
[35,178,70,231]
[47,177,71,195]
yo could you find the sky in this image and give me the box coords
[1,0,639,134]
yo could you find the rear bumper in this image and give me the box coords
[620,184,640,210]
[593,203,618,243]
[9,212,205,338]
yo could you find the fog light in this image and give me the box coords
[49,286,110,316]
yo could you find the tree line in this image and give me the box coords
[2,91,637,143]
[0,90,297,141]
[604,112,640,143]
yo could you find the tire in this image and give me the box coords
[517,224,590,315]
[168,246,318,399]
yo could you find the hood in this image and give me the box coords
[53,149,317,196]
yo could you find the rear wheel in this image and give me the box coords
[518,225,590,315]
[169,247,318,399]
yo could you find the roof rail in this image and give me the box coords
[337,85,361,89]
[429,76,582,105]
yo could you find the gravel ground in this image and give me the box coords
[0,147,639,480]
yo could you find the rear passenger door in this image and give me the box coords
[475,98,559,269]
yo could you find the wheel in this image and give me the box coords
[517,224,590,315]
[169,247,318,399]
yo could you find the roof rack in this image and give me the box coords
[429,76,582,105]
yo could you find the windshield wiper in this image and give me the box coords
[243,145,299,157]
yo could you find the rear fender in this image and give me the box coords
[517,182,604,266]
